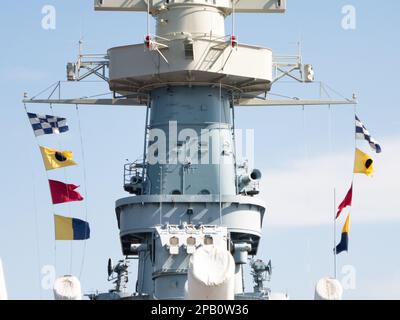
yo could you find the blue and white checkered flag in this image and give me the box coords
[355,115,381,153]
[27,112,69,137]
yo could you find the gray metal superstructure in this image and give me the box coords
[100,0,282,300]
[22,0,357,300]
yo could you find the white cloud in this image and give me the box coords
[259,137,400,227]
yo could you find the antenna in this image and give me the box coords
[78,38,83,60]
[146,0,150,41]
[230,1,238,48]
[107,258,113,277]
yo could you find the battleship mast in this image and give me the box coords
[96,0,287,300]
[103,0,282,300]
[22,0,357,300]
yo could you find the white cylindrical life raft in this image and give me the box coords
[53,275,82,300]
[186,245,235,300]
[0,258,8,300]
[314,277,343,300]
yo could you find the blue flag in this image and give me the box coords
[54,215,90,240]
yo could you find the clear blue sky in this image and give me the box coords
[1,0,399,299]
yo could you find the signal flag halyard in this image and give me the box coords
[54,215,90,240]
[40,146,77,171]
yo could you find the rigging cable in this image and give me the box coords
[76,105,90,280]
[327,103,337,279]
[30,81,60,100]
[219,82,223,225]
[347,101,358,253]
[353,102,358,169]
[23,103,44,299]
[49,103,74,275]
[301,105,313,289]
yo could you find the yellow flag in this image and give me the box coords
[40,146,77,171]
[342,214,351,234]
[354,148,374,176]
[54,215,90,240]
[54,215,74,240]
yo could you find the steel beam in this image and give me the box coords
[23,98,357,107]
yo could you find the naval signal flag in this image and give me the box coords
[54,215,90,240]
[336,184,353,219]
[354,148,374,176]
[27,112,69,137]
[335,214,351,255]
[49,180,84,205]
[355,115,382,153]
[40,146,77,171]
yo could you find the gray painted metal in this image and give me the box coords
[238,98,357,106]
[23,98,357,107]
[114,85,266,299]
[107,40,273,94]
[94,0,286,14]
[22,98,145,106]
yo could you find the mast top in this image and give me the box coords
[94,0,286,14]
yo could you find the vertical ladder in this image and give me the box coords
[200,42,230,71]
